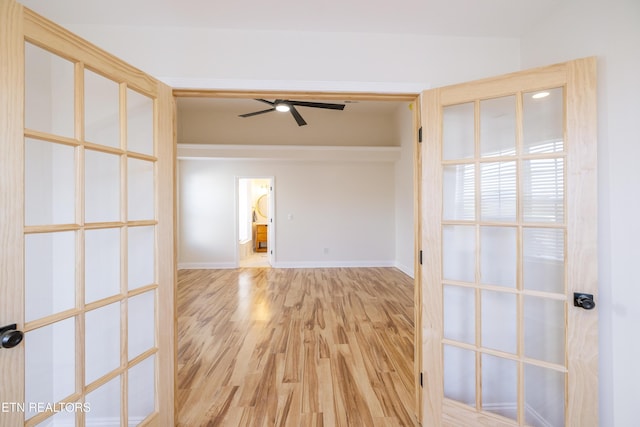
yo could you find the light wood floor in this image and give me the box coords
[176,267,417,426]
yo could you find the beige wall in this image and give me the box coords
[177,102,399,147]
[178,157,397,268]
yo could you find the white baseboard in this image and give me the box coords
[394,262,414,278]
[178,260,413,273]
[272,260,396,269]
[178,262,237,270]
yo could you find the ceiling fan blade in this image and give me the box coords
[239,108,275,118]
[289,106,307,126]
[288,100,345,110]
[255,99,275,106]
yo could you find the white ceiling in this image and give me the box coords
[20,0,565,38]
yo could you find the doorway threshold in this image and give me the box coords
[239,252,270,268]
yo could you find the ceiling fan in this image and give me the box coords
[238,99,346,126]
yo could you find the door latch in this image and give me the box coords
[0,324,24,349]
[573,293,596,310]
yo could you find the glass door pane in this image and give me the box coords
[523,228,565,293]
[24,139,76,226]
[443,285,475,344]
[480,96,516,157]
[127,226,155,290]
[25,318,75,421]
[480,161,516,222]
[85,228,121,303]
[128,291,156,359]
[126,89,154,156]
[127,158,155,221]
[84,70,120,148]
[85,150,121,223]
[85,377,121,426]
[523,88,564,154]
[481,354,517,420]
[481,290,517,353]
[443,102,475,160]
[128,356,156,425]
[480,226,517,288]
[524,365,565,426]
[85,303,121,385]
[25,43,74,138]
[524,296,565,365]
[442,225,475,283]
[443,164,475,221]
[443,345,475,406]
[25,232,76,322]
[522,158,564,224]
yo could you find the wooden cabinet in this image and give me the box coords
[255,224,268,252]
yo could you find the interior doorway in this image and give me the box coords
[175,89,420,421]
[237,177,274,267]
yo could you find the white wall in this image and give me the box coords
[520,0,640,425]
[178,158,397,268]
[60,25,520,91]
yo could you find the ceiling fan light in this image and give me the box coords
[275,103,290,112]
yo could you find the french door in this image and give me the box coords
[419,58,598,426]
[0,1,175,426]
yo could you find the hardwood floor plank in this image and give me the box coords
[204,385,239,425]
[302,338,320,413]
[177,267,417,426]
[330,350,376,426]
[283,316,302,383]
[251,352,279,425]
[237,373,261,407]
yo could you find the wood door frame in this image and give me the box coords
[173,88,424,423]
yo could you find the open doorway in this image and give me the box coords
[237,177,274,267]
[176,91,419,422]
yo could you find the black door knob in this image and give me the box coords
[573,293,596,310]
[0,324,24,349]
